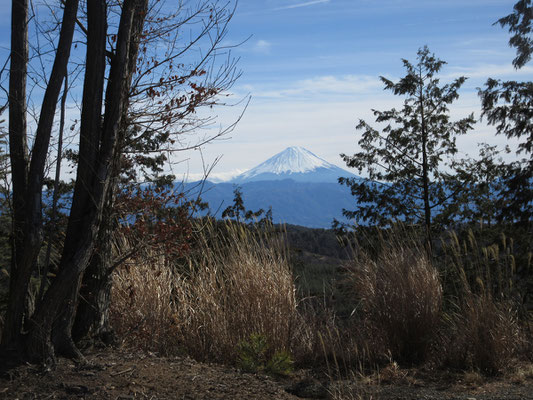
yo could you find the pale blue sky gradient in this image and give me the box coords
[1,1,531,181]
[182,0,531,181]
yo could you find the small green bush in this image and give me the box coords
[266,350,294,376]
[238,333,268,373]
[237,333,293,376]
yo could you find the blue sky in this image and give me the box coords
[181,0,532,181]
[1,0,532,182]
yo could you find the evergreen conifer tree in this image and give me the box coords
[339,47,475,240]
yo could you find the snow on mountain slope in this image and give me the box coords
[231,146,358,184]
[245,146,330,174]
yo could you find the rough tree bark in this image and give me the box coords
[25,0,148,363]
[1,0,148,363]
[71,0,150,345]
[49,0,108,360]
[2,0,79,350]
[71,189,116,345]
[3,0,29,349]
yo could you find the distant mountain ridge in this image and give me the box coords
[180,146,363,228]
[184,179,356,228]
[230,146,358,184]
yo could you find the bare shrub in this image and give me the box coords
[346,232,442,365]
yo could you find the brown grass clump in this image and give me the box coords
[328,373,379,400]
[441,294,522,375]
[109,220,530,377]
[111,220,298,364]
[174,221,298,364]
[439,231,525,375]
[508,363,533,384]
[110,240,181,355]
[345,230,442,365]
[290,299,357,370]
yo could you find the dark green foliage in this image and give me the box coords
[238,333,268,373]
[222,186,272,225]
[480,79,533,155]
[496,0,533,69]
[478,2,533,226]
[265,351,294,377]
[478,79,533,223]
[497,162,533,225]
[237,333,293,376]
[339,47,475,235]
[444,144,509,227]
[120,123,176,185]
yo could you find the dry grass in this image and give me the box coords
[173,221,298,363]
[111,220,298,364]
[110,242,181,355]
[109,221,531,378]
[290,299,367,371]
[508,363,533,384]
[345,231,442,365]
[441,294,522,374]
[439,231,526,375]
[328,376,380,400]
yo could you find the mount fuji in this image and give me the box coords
[231,146,357,184]
[184,146,362,228]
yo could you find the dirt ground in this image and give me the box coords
[1,349,533,400]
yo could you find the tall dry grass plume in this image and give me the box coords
[439,230,526,374]
[111,219,298,364]
[110,234,182,355]
[174,220,298,363]
[110,219,531,376]
[344,227,442,365]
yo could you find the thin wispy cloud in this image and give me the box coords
[247,75,382,99]
[273,0,330,11]
[252,40,272,54]
[445,64,533,80]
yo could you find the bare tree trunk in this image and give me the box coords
[39,75,68,304]
[2,0,78,350]
[48,0,108,360]
[25,0,148,363]
[3,0,29,350]
[72,0,148,344]
[72,191,116,344]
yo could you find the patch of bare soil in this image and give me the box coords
[333,365,533,400]
[1,350,533,400]
[0,350,298,400]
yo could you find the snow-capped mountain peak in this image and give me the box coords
[250,146,331,174]
[231,146,356,184]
